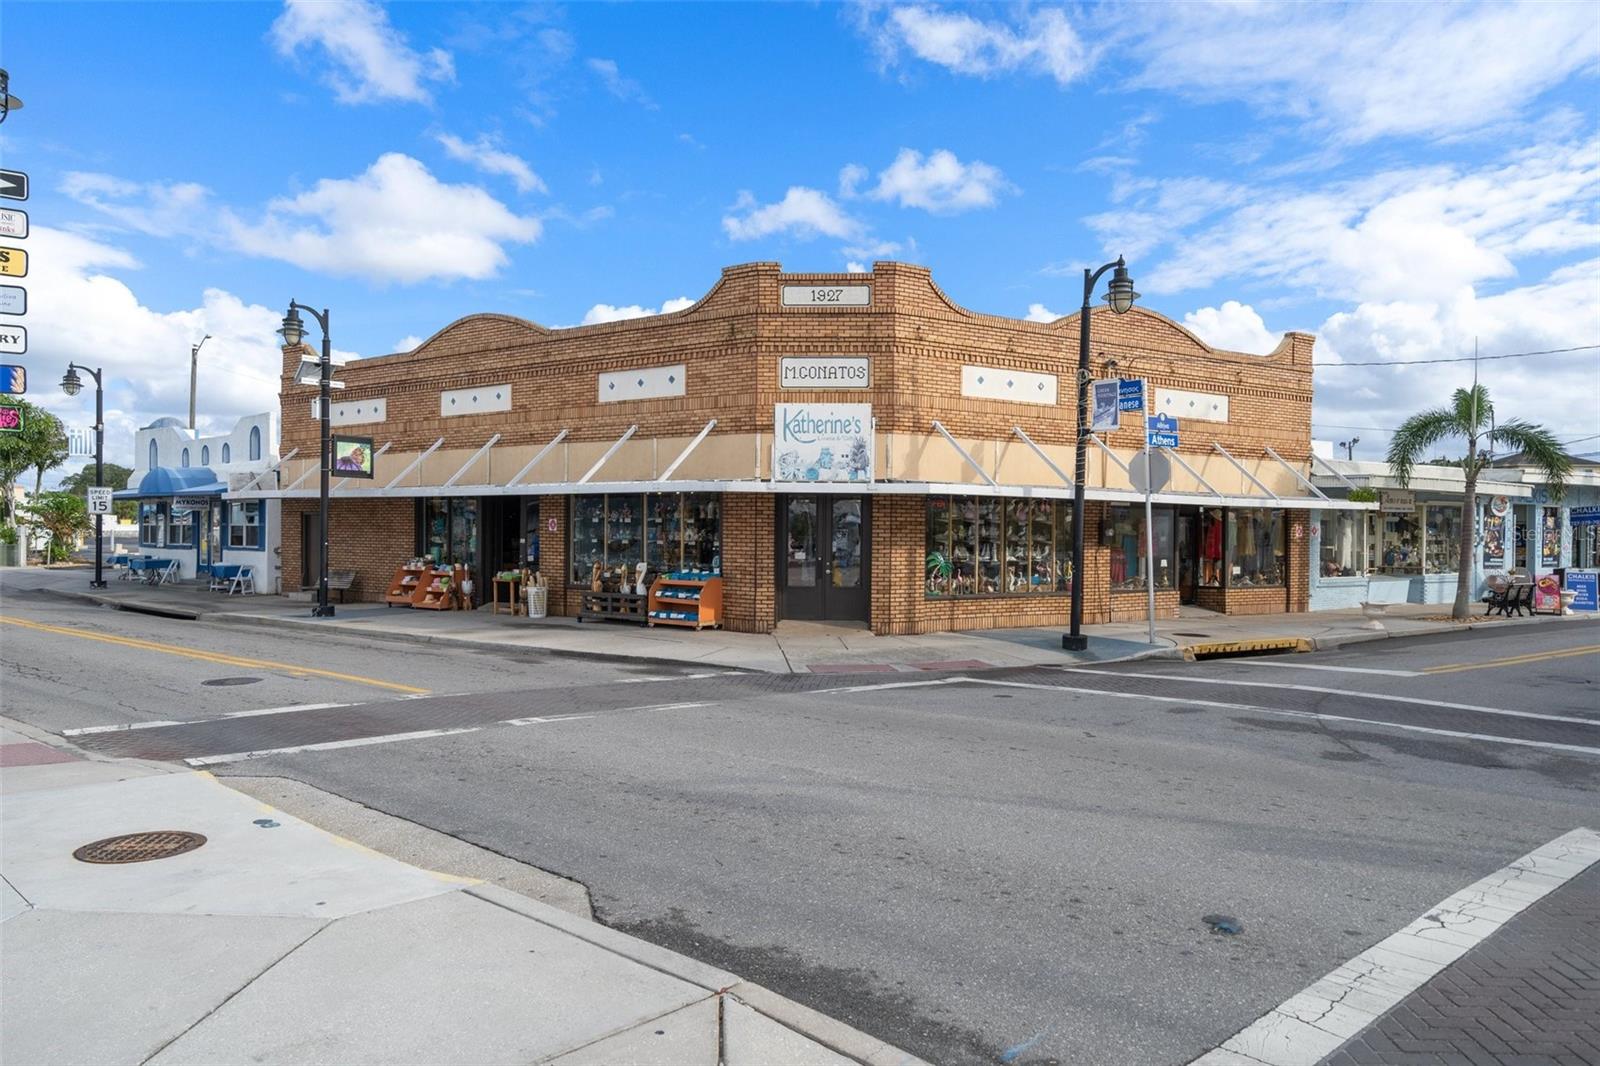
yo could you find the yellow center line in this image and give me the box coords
[1424,644,1600,675]
[0,616,430,694]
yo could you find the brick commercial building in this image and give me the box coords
[244,262,1367,634]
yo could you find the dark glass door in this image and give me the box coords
[300,511,321,591]
[778,496,870,621]
[1176,509,1197,604]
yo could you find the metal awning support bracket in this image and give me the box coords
[237,447,298,493]
[932,420,998,487]
[1264,445,1328,499]
[384,437,445,490]
[578,425,638,485]
[1089,434,1131,475]
[1012,426,1072,487]
[1160,447,1221,497]
[1310,452,1363,492]
[1212,442,1277,498]
[659,419,717,481]
[444,434,502,488]
[508,429,569,487]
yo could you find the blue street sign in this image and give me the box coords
[1147,413,1178,448]
[1118,378,1145,412]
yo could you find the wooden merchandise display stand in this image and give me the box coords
[384,563,429,607]
[491,570,525,615]
[414,565,469,610]
[647,574,723,630]
[578,590,647,624]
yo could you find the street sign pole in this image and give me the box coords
[1143,389,1157,645]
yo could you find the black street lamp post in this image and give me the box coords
[278,301,335,618]
[60,363,106,589]
[1064,256,1138,651]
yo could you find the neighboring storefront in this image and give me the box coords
[1309,451,1600,610]
[115,413,282,589]
[243,261,1366,634]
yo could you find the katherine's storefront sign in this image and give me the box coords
[779,357,870,389]
[773,403,873,482]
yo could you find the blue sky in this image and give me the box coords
[5,1,1598,468]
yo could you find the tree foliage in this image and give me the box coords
[0,400,70,524]
[59,462,137,520]
[24,491,91,563]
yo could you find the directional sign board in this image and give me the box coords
[0,208,26,239]
[87,487,113,515]
[1147,413,1179,449]
[2,364,24,394]
[0,325,25,355]
[0,285,23,315]
[0,403,22,434]
[1118,378,1145,412]
[0,247,25,277]
[0,170,26,201]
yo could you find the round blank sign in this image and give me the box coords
[1129,451,1171,494]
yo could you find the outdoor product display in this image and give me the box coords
[647,573,724,629]
[384,562,429,606]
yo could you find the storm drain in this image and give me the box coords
[202,676,262,687]
[73,831,208,864]
[1183,638,1311,661]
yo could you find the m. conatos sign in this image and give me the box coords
[779,357,870,389]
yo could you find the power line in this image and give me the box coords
[1313,343,1600,368]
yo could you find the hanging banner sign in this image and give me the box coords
[1380,490,1416,513]
[332,434,376,478]
[1118,378,1145,412]
[1090,379,1121,431]
[773,403,873,482]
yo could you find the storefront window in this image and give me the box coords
[573,493,719,586]
[1107,506,1176,592]
[1198,507,1224,587]
[1226,508,1285,587]
[166,504,194,547]
[228,501,262,549]
[425,499,449,563]
[1377,510,1423,574]
[924,496,1072,598]
[140,503,163,546]
[1320,511,1366,577]
[1573,518,1599,568]
[1424,504,1462,574]
[421,498,481,572]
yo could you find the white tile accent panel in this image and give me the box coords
[599,364,686,404]
[309,398,387,426]
[960,365,1057,406]
[1155,387,1229,423]
[440,385,512,417]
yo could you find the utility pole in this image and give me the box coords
[189,335,212,430]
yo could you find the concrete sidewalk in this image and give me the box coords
[0,721,926,1066]
[33,568,1598,674]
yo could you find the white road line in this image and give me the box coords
[502,714,596,726]
[815,677,968,694]
[183,727,478,767]
[1053,667,1596,726]
[1230,661,1422,677]
[62,702,355,736]
[968,679,1600,757]
[1190,827,1600,1066]
[616,671,741,684]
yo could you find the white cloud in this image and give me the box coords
[846,261,869,274]
[1183,301,1280,355]
[60,173,214,237]
[21,228,292,468]
[587,58,656,108]
[880,6,1087,85]
[271,0,453,106]
[394,335,424,353]
[580,296,695,325]
[722,187,864,242]
[841,238,905,260]
[1024,303,1062,323]
[225,153,542,284]
[854,148,1013,213]
[434,133,546,194]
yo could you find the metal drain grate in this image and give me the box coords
[73,831,208,864]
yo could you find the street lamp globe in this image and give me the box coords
[60,367,83,397]
[277,305,305,347]
[1105,259,1139,315]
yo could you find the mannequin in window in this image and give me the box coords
[1201,511,1223,586]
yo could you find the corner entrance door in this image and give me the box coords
[300,511,321,591]
[778,496,870,621]
[1176,508,1197,605]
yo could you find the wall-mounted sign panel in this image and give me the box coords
[0,247,26,277]
[0,208,26,239]
[332,435,375,478]
[0,170,26,201]
[773,403,873,483]
[781,285,870,307]
[779,357,870,389]
[961,365,1058,406]
[0,285,24,315]
[441,385,511,417]
[1154,387,1229,423]
[0,325,25,354]
[1380,490,1416,513]
[172,495,213,512]
[599,364,684,403]
[1,363,24,394]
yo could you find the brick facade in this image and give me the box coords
[272,261,1326,634]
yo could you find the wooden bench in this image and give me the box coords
[1484,581,1532,617]
[577,590,647,624]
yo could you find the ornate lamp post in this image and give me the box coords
[278,301,335,618]
[1064,256,1138,651]
[59,364,106,589]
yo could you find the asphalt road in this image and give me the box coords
[3,569,1597,1065]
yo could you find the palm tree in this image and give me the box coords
[1387,384,1570,619]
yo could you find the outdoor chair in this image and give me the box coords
[228,565,255,595]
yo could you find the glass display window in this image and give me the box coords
[1424,504,1463,574]
[166,504,195,547]
[923,495,1073,598]
[925,497,953,596]
[1030,499,1055,593]
[1107,505,1176,592]
[228,501,262,549]
[1377,509,1423,574]
[1227,508,1285,587]
[1573,519,1599,568]
[951,497,978,595]
[140,502,164,546]
[1054,504,1073,591]
[1320,510,1366,577]
[648,493,680,574]
[1198,507,1224,587]
[569,496,606,584]
[573,492,718,588]
[1003,499,1030,593]
[681,493,720,573]
[975,498,1002,594]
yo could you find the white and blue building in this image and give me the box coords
[114,413,281,589]
[1308,443,1600,611]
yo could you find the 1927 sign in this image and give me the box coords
[781,285,870,307]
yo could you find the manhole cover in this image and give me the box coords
[73,831,208,864]
[202,676,262,687]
